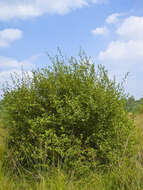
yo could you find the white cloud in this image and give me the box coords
[0,70,22,85]
[0,55,38,94]
[0,69,33,96]
[91,0,108,4]
[98,40,143,64]
[98,16,143,63]
[97,16,143,99]
[0,56,21,69]
[0,56,34,71]
[97,39,143,99]
[106,13,122,24]
[91,27,109,36]
[0,29,22,47]
[0,0,106,20]
[117,16,143,40]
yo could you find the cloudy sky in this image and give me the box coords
[0,0,143,99]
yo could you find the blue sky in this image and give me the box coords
[0,0,143,99]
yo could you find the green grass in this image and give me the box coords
[0,115,143,190]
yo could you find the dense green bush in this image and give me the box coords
[2,52,135,173]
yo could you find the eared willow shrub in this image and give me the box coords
[2,52,135,173]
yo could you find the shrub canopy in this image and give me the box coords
[2,53,134,172]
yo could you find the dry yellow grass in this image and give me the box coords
[0,117,7,170]
[135,113,143,129]
[0,118,5,146]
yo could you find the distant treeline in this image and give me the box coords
[126,96,143,113]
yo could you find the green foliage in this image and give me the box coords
[2,52,135,173]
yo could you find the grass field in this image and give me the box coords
[135,114,143,129]
[0,114,143,190]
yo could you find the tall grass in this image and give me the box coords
[0,114,143,189]
[0,162,143,190]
